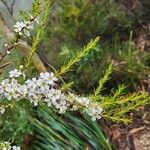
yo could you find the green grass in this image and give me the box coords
[30,106,112,150]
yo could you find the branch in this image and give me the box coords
[1,0,15,16]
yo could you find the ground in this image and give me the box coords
[102,107,150,150]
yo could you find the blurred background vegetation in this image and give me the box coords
[39,0,150,94]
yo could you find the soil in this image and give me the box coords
[101,106,150,150]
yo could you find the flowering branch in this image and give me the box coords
[0,0,52,71]
[0,16,37,63]
[0,68,103,121]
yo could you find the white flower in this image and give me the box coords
[77,97,90,106]
[12,146,21,150]
[37,78,50,92]
[40,72,57,85]
[39,72,50,79]
[56,99,67,114]
[85,106,103,121]
[0,141,11,150]
[19,65,24,69]
[9,69,22,78]
[4,90,15,100]
[44,98,52,107]
[1,79,10,87]
[48,89,62,103]
[18,85,28,97]
[5,44,8,47]
[25,21,30,25]
[24,30,30,37]
[26,78,37,89]
[0,107,5,114]
[14,22,26,32]
[6,51,10,55]
[33,101,38,106]
[14,20,34,37]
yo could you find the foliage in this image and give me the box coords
[30,106,112,150]
[0,0,150,150]
[57,37,100,76]
[42,0,150,93]
[0,101,33,143]
[24,2,52,69]
[48,0,134,43]
[0,1,112,149]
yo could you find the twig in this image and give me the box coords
[10,0,15,15]
[0,62,11,75]
[0,43,17,62]
[0,62,11,69]
[1,0,15,15]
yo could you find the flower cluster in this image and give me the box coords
[0,69,103,121]
[85,106,103,121]
[0,142,21,150]
[14,19,35,37]
[68,93,103,120]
